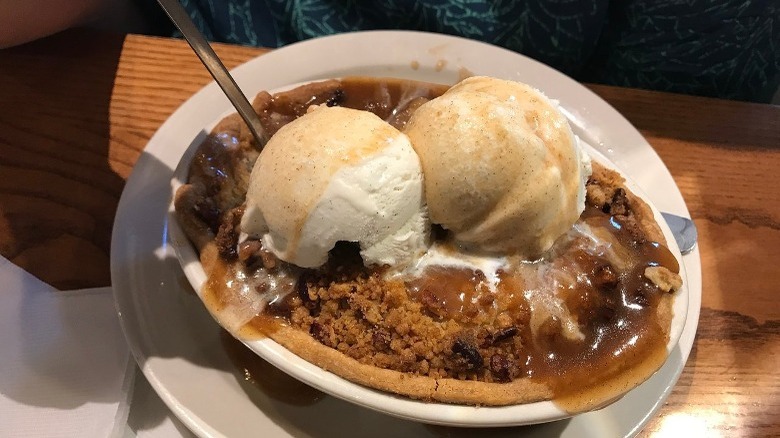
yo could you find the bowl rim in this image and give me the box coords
[167,78,690,428]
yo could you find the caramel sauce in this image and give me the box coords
[189,76,681,412]
[528,206,677,411]
[407,267,492,321]
[239,314,281,338]
[581,205,680,275]
[203,265,324,405]
[403,206,678,411]
[201,259,292,339]
[338,76,449,124]
[201,259,231,314]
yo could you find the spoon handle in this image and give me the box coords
[157,0,267,145]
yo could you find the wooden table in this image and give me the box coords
[1,29,778,436]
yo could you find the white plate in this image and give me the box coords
[111,31,702,438]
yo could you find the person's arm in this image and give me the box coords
[0,0,151,49]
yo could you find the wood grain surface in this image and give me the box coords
[0,28,777,436]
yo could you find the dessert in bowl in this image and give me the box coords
[169,75,687,426]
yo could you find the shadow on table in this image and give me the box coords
[0,28,127,289]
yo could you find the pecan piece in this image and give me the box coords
[481,326,519,347]
[452,339,484,370]
[325,88,345,107]
[419,290,447,319]
[194,198,221,233]
[493,326,519,343]
[237,240,262,263]
[604,188,629,216]
[489,354,517,382]
[371,328,392,352]
[592,264,618,289]
[214,207,243,260]
[297,273,320,316]
[309,321,334,347]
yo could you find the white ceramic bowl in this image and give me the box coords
[167,80,689,427]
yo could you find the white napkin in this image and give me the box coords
[0,256,131,437]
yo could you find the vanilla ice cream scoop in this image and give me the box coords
[404,76,591,258]
[241,106,428,269]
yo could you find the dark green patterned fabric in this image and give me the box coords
[170,0,779,102]
[582,0,780,102]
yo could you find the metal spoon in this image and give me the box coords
[157,0,267,145]
[661,213,698,255]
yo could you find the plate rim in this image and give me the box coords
[111,30,702,438]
